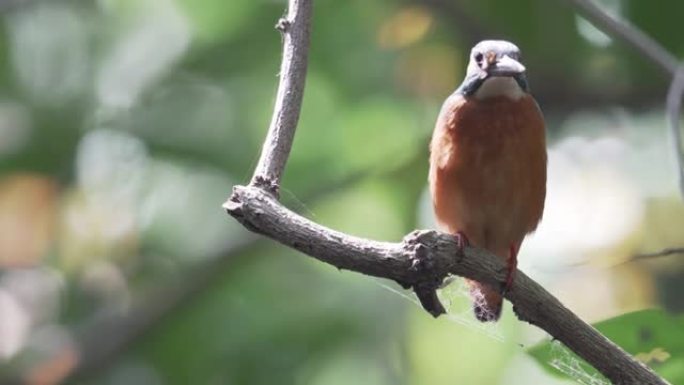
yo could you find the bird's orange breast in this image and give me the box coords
[429,93,546,250]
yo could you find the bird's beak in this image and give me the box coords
[486,55,525,76]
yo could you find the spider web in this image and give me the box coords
[376,277,505,342]
[376,278,611,385]
[547,340,610,385]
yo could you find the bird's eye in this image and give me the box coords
[474,53,484,65]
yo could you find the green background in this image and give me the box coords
[0,0,682,384]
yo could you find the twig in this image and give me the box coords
[558,0,684,198]
[666,68,684,198]
[5,146,429,385]
[3,128,429,385]
[632,246,684,261]
[249,0,311,196]
[557,0,678,77]
[224,0,669,383]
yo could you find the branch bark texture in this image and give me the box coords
[226,187,665,385]
[250,0,311,196]
[224,0,670,384]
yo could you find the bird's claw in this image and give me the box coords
[454,231,470,250]
[501,268,515,296]
[500,244,518,296]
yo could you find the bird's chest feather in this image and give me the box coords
[429,94,546,237]
[451,97,536,173]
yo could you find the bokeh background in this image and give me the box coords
[0,0,683,384]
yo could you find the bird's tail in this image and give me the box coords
[466,279,502,322]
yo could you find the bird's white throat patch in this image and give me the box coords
[474,77,524,100]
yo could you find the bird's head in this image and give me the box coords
[458,40,529,99]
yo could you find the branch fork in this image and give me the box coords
[225,185,460,317]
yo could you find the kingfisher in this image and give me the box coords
[429,40,547,322]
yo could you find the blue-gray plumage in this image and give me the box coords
[457,40,530,97]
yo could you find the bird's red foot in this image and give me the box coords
[438,231,471,289]
[502,244,518,295]
[454,231,470,250]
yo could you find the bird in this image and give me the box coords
[428,40,547,322]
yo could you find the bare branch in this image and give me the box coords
[250,0,312,196]
[559,0,684,198]
[667,68,684,198]
[2,135,430,385]
[558,0,678,77]
[225,186,667,384]
[633,246,684,261]
[224,0,670,383]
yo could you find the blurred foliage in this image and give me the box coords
[528,309,684,384]
[0,0,682,384]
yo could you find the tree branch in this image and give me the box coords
[666,68,684,198]
[557,0,678,77]
[226,188,667,384]
[2,124,429,385]
[558,0,684,199]
[249,0,311,196]
[632,246,684,262]
[224,0,669,383]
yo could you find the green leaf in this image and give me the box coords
[528,309,684,384]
